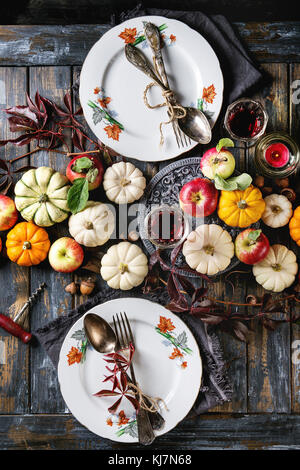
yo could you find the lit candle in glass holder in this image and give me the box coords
[255,132,300,178]
[265,142,290,168]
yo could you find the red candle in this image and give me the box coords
[265,142,290,168]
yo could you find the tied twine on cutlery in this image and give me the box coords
[126,380,169,413]
[143,57,186,146]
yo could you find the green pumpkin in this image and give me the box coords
[15,167,71,227]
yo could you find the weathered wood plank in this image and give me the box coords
[0,67,30,413]
[207,139,248,413]
[290,63,300,412]
[247,63,291,413]
[29,66,73,413]
[0,22,299,66]
[0,413,300,450]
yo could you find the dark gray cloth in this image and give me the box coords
[115,4,264,105]
[35,286,232,415]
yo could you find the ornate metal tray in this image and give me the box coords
[137,156,258,278]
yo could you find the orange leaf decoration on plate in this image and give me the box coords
[98,97,111,108]
[67,346,82,365]
[104,124,122,141]
[119,27,137,44]
[169,347,183,360]
[118,410,130,426]
[202,84,216,104]
[157,316,175,334]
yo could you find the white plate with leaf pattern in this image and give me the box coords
[58,297,202,442]
[79,15,223,162]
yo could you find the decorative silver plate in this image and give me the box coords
[137,156,259,278]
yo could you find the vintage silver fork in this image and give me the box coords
[144,22,191,149]
[113,312,155,445]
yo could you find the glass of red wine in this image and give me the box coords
[144,205,189,249]
[224,98,268,143]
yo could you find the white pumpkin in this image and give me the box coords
[68,202,115,247]
[261,194,293,228]
[253,244,298,292]
[103,162,146,204]
[101,242,148,290]
[183,224,234,275]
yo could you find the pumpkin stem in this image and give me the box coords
[39,194,48,203]
[237,199,247,209]
[204,245,214,255]
[271,205,282,214]
[23,241,31,250]
[119,263,128,274]
[85,221,94,230]
[272,263,282,272]
[120,177,130,187]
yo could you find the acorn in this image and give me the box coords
[128,230,139,242]
[246,294,259,305]
[275,177,289,189]
[254,175,264,188]
[261,186,273,196]
[280,187,296,202]
[80,278,95,295]
[65,282,78,295]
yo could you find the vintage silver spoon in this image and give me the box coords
[83,313,165,432]
[125,43,212,144]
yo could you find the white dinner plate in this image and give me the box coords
[79,15,223,162]
[58,297,202,442]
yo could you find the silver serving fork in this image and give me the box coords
[113,312,155,445]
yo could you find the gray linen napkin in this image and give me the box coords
[35,286,232,415]
[115,4,264,105]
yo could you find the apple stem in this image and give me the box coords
[213,157,228,164]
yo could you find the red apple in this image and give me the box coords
[48,237,84,272]
[66,155,104,190]
[0,195,18,231]
[235,229,270,265]
[179,177,218,217]
[201,147,235,180]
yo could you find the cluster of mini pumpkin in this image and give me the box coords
[0,160,150,290]
[181,178,300,293]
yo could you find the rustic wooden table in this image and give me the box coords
[0,22,300,450]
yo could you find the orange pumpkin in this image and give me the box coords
[6,222,50,266]
[289,206,300,246]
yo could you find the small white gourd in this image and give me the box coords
[68,202,115,247]
[253,244,298,292]
[183,224,234,276]
[101,241,148,290]
[103,162,146,204]
[261,194,293,228]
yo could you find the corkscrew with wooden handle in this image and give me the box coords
[0,283,46,343]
